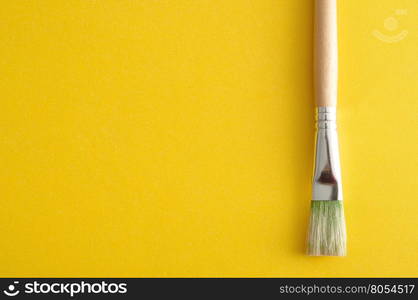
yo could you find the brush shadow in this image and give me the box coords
[292,0,315,256]
[269,0,315,257]
[290,1,315,256]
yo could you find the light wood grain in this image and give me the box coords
[315,0,338,107]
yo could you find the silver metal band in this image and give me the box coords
[316,106,336,129]
[312,106,343,201]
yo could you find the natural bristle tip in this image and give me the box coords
[307,200,347,256]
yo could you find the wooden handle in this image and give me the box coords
[314,0,338,107]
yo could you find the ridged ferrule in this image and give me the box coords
[312,106,343,201]
[316,106,336,129]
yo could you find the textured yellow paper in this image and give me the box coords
[0,0,417,277]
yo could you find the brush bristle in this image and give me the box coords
[307,201,347,256]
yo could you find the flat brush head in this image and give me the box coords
[307,201,346,256]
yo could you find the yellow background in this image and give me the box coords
[0,0,417,277]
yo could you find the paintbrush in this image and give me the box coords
[307,0,347,256]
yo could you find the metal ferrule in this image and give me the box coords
[312,106,343,201]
